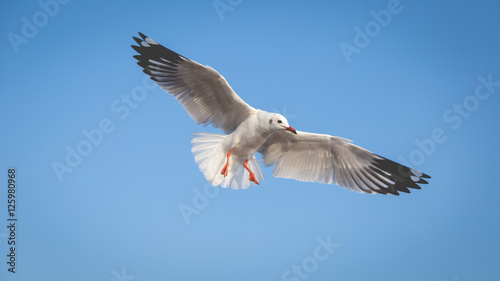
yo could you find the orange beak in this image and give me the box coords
[284,126,297,134]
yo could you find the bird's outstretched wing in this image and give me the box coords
[258,131,430,195]
[132,33,256,134]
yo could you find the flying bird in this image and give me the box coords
[131,32,430,195]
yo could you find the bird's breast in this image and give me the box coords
[227,127,272,160]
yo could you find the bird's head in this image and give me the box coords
[268,113,297,135]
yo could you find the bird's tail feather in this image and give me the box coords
[191,133,264,189]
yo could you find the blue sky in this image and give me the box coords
[1,0,499,280]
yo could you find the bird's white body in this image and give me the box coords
[223,110,276,160]
[132,33,431,195]
[192,110,293,189]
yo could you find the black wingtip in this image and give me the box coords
[132,36,142,45]
[131,45,141,53]
[417,178,429,184]
[138,32,147,39]
[398,186,411,193]
[372,155,431,196]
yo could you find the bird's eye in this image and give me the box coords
[269,119,272,124]
[277,120,282,124]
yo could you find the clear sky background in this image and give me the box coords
[1,0,499,280]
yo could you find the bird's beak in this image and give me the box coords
[283,126,297,135]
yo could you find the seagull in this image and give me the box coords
[131,32,430,195]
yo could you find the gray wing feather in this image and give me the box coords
[259,131,430,195]
[132,33,256,134]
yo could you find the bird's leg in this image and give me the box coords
[243,159,259,185]
[220,149,232,177]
